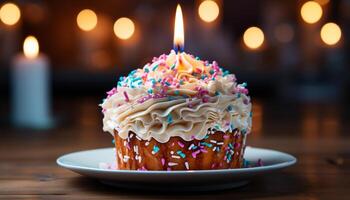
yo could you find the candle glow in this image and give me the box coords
[198,0,219,23]
[23,36,39,59]
[77,9,97,31]
[113,17,135,40]
[174,4,184,52]
[0,3,21,26]
[243,27,264,49]
[301,1,323,24]
[320,22,342,46]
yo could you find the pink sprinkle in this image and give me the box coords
[161,158,165,166]
[167,167,172,171]
[192,150,201,158]
[106,87,117,98]
[234,143,241,149]
[211,163,216,169]
[200,149,208,153]
[102,108,106,113]
[123,91,130,102]
[202,96,209,103]
[223,135,230,139]
[177,141,185,148]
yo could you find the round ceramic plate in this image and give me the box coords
[57,147,296,191]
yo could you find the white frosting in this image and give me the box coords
[101,51,252,143]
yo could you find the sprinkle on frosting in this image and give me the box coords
[101,50,252,143]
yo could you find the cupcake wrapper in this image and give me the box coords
[114,129,247,170]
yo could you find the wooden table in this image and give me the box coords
[1,98,349,199]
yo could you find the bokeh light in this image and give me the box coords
[243,27,265,49]
[0,3,21,26]
[300,1,323,24]
[320,22,342,46]
[198,0,219,23]
[314,0,330,6]
[274,24,294,43]
[113,17,135,40]
[76,9,97,31]
[23,36,39,59]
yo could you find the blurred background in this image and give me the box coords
[0,0,349,139]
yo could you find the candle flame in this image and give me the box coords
[174,4,184,53]
[23,36,39,59]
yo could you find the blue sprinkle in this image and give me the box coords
[174,90,180,95]
[179,80,184,85]
[144,68,149,73]
[200,142,213,148]
[227,105,233,111]
[201,75,207,80]
[237,93,241,98]
[228,143,234,149]
[242,82,247,87]
[165,82,171,86]
[209,69,214,75]
[204,135,209,139]
[133,77,141,81]
[227,153,232,161]
[215,91,220,96]
[177,150,186,158]
[112,139,115,144]
[151,79,157,85]
[195,56,200,60]
[167,114,173,124]
[152,64,159,71]
[171,64,176,70]
[148,89,153,94]
[152,145,160,154]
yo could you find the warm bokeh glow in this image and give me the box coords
[198,0,219,23]
[301,1,323,24]
[174,4,184,49]
[23,36,39,59]
[0,3,21,26]
[243,27,264,49]
[113,17,135,40]
[274,24,294,43]
[76,9,97,31]
[320,22,342,46]
[315,0,330,5]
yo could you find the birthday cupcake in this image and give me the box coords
[100,50,252,170]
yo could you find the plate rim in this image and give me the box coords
[56,146,297,174]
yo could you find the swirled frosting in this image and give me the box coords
[101,50,252,143]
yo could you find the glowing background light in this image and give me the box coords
[0,3,21,26]
[76,9,97,31]
[113,17,135,40]
[315,0,330,5]
[300,1,323,24]
[198,0,219,23]
[320,22,342,46]
[243,27,265,49]
[23,36,39,59]
[274,24,294,43]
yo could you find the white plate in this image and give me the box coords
[57,147,296,191]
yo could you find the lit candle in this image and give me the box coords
[173,5,184,53]
[11,36,52,128]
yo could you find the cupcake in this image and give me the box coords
[101,51,252,170]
